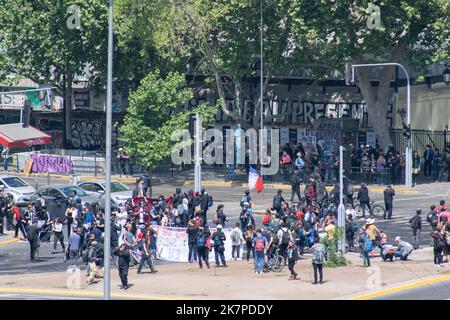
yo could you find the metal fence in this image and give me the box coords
[390,129,449,155]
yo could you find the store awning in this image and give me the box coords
[0,123,52,148]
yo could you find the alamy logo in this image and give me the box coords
[171,127,280,176]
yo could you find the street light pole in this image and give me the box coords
[104,0,114,301]
[194,113,202,193]
[350,63,412,188]
[338,146,345,253]
[259,0,264,170]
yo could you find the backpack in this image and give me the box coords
[273,196,282,209]
[197,234,205,248]
[410,216,420,230]
[254,238,265,252]
[435,236,445,249]
[281,229,290,245]
[212,212,219,224]
[429,213,438,227]
[214,233,224,247]
[231,230,240,243]
[363,237,373,252]
[313,245,325,264]
[207,195,213,208]
[295,227,304,241]
[262,215,270,225]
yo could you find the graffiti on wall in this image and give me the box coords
[71,120,118,150]
[36,118,119,150]
[31,153,72,174]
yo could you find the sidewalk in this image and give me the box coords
[0,247,447,300]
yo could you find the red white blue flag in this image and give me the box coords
[248,165,264,193]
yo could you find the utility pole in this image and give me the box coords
[338,146,346,253]
[103,0,114,301]
[259,0,264,170]
[346,62,412,188]
[194,113,202,193]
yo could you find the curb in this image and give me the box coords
[0,287,191,300]
[0,238,19,245]
[351,274,450,300]
[21,173,419,194]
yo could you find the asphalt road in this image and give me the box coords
[372,278,450,300]
[1,176,447,277]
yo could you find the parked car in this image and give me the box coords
[0,176,36,206]
[77,180,132,207]
[29,185,101,220]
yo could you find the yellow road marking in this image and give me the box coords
[0,287,192,300]
[352,274,450,300]
[0,238,19,245]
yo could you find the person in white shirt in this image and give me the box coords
[116,206,128,228]
[230,223,245,260]
[346,203,356,221]
[52,217,65,254]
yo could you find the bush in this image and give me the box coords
[320,226,349,268]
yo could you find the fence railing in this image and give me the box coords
[390,129,449,156]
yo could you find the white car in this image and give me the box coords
[77,180,132,206]
[0,176,36,205]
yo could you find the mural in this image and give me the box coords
[71,120,118,150]
[30,153,72,174]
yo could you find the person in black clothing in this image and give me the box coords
[273,190,285,218]
[140,171,151,197]
[357,183,371,218]
[216,204,227,227]
[287,241,299,280]
[137,229,157,274]
[290,171,302,203]
[115,243,131,290]
[4,196,14,231]
[423,145,434,177]
[28,221,39,261]
[187,190,195,220]
[383,185,395,219]
[186,220,199,263]
[200,189,211,227]
[409,209,422,249]
[0,190,5,235]
[196,227,211,269]
[212,225,227,267]
[111,214,120,251]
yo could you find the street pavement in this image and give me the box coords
[371,278,450,300]
[1,178,448,277]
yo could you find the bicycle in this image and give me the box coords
[354,200,386,219]
[266,249,284,273]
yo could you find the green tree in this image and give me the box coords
[293,0,450,149]
[0,0,109,145]
[119,70,217,168]
[117,0,311,129]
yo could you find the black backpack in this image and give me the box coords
[281,229,290,245]
[273,196,282,209]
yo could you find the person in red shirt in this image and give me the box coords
[435,200,446,213]
[261,209,271,226]
[13,203,27,240]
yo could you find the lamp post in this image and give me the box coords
[348,63,412,188]
[103,0,114,301]
[259,0,264,169]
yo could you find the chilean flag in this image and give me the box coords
[248,166,264,193]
